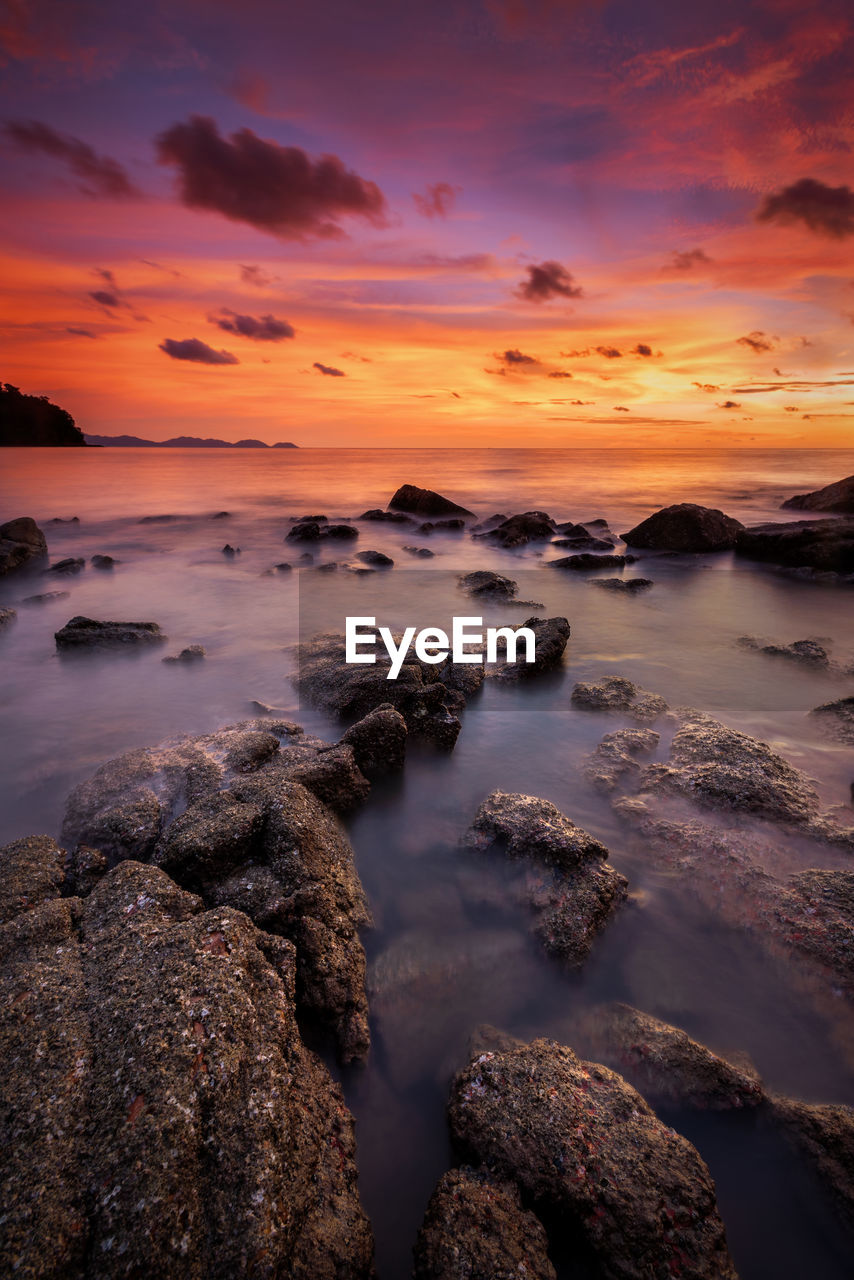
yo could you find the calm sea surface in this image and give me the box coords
[2,446,854,1278]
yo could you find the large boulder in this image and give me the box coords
[735,518,854,574]
[55,617,167,648]
[387,484,474,519]
[413,1168,556,1280]
[623,503,744,552]
[0,516,47,576]
[449,1038,738,1280]
[462,791,628,965]
[492,615,570,680]
[0,855,374,1278]
[781,474,854,514]
[477,511,555,548]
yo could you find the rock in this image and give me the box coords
[571,676,668,723]
[0,516,48,576]
[495,615,570,680]
[413,1168,556,1280]
[591,577,653,593]
[458,570,518,598]
[286,521,358,543]
[0,858,374,1278]
[790,869,854,923]
[0,606,15,627]
[47,557,85,574]
[810,696,854,744]
[221,543,240,555]
[735,518,854,574]
[0,834,66,925]
[463,792,627,965]
[449,1038,738,1280]
[354,549,394,566]
[90,554,116,569]
[324,523,359,540]
[470,513,509,533]
[387,483,474,518]
[585,728,660,792]
[341,705,407,778]
[737,635,830,666]
[286,520,324,542]
[162,644,206,663]
[623,503,744,552]
[55,616,167,648]
[550,553,635,571]
[769,1095,854,1229]
[478,511,555,548]
[48,516,80,524]
[417,518,466,534]
[553,535,615,552]
[21,591,69,604]
[274,561,293,571]
[781,474,854,514]
[358,508,413,523]
[569,1003,764,1110]
[402,545,434,557]
[64,845,109,896]
[291,513,329,523]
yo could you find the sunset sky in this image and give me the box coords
[2,0,854,446]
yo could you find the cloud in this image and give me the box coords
[66,327,96,338]
[89,290,120,309]
[717,400,741,409]
[613,405,630,411]
[4,120,138,197]
[693,382,720,392]
[314,362,345,376]
[500,348,538,366]
[737,331,775,354]
[668,248,712,270]
[213,309,295,341]
[756,178,854,239]
[548,370,573,378]
[159,338,239,365]
[633,343,654,357]
[240,264,279,287]
[516,260,583,302]
[595,345,622,358]
[156,115,387,240]
[413,182,460,218]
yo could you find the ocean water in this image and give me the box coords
[2,446,854,1278]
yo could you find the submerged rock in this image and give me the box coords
[90,554,116,569]
[359,508,413,523]
[0,516,47,577]
[162,644,206,663]
[47,557,85,575]
[449,1038,738,1280]
[387,483,474,519]
[585,727,660,793]
[0,606,15,628]
[592,577,654,593]
[550,553,635,571]
[569,1003,764,1111]
[737,635,830,667]
[402,544,434,557]
[810,695,854,745]
[781,474,854,515]
[623,503,744,552]
[478,511,555,548]
[459,569,518,598]
[21,590,69,604]
[413,1168,556,1280]
[55,616,167,648]
[736,518,854,575]
[355,549,394,566]
[286,521,359,543]
[418,518,466,534]
[769,1095,854,1230]
[571,676,668,723]
[0,856,375,1278]
[463,791,627,965]
[495,615,570,680]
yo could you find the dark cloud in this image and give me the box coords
[717,400,741,409]
[516,260,583,302]
[500,348,538,365]
[413,181,460,218]
[737,331,775,354]
[548,370,573,378]
[66,327,96,338]
[213,309,295,341]
[89,290,120,309]
[240,264,278,287]
[693,382,720,392]
[413,252,497,273]
[612,405,630,411]
[159,338,239,365]
[756,178,854,239]
[633,343,653,357]
[4,120,138,197]
[156,115,387,240]
[595,345,622,358]
[669,248,711,271]
[313,362,345,376]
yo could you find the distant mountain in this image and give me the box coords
[1,383,87,447]
[84,434,299,448]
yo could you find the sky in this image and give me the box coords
[1,0,854,447]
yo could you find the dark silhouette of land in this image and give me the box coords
[85,434,299,448]
[0,383,87,446]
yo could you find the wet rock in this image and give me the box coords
[286,520,324,542]
[402,544,434,557]
[325,523,359,540]
[162,644,206,663]
[470,512,509,533]
[571,676,668,723]
[478,511,555,548]
[495,615,570,680]
[387,483,474,519]
[273,561,293,571]
[47,557,85,575]
[591,577,653,593]
[769,1095,854,1229]
[737,635,830,666]
[0,606,15,627]
[553,535,615,552]
[0,516,47,576]
[0,859,374,1278]
[0,834,66,925]
[735,518,854,574]
[359,508,413,523]
[90,554,116,569]
[413,1167,556,1280]
[64,844,109,896]
[585,728,660,793]
[623,503,744,552]
[790,869,854,923]
[458,569,518,598]
[463,791,627,965]
[341,705,407,778]
[449,1038,738,1280]
[55,616,167,648]
[569,1003,764,1110]
[355,549,394,566]
[781,473,854,515]
[21,590,69,604]
[418,518,466,534]
[550,553,635,571]
[48,516,80,524]
[286,521,358,543]
[221,543,240,555]
[810,695,854,745]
